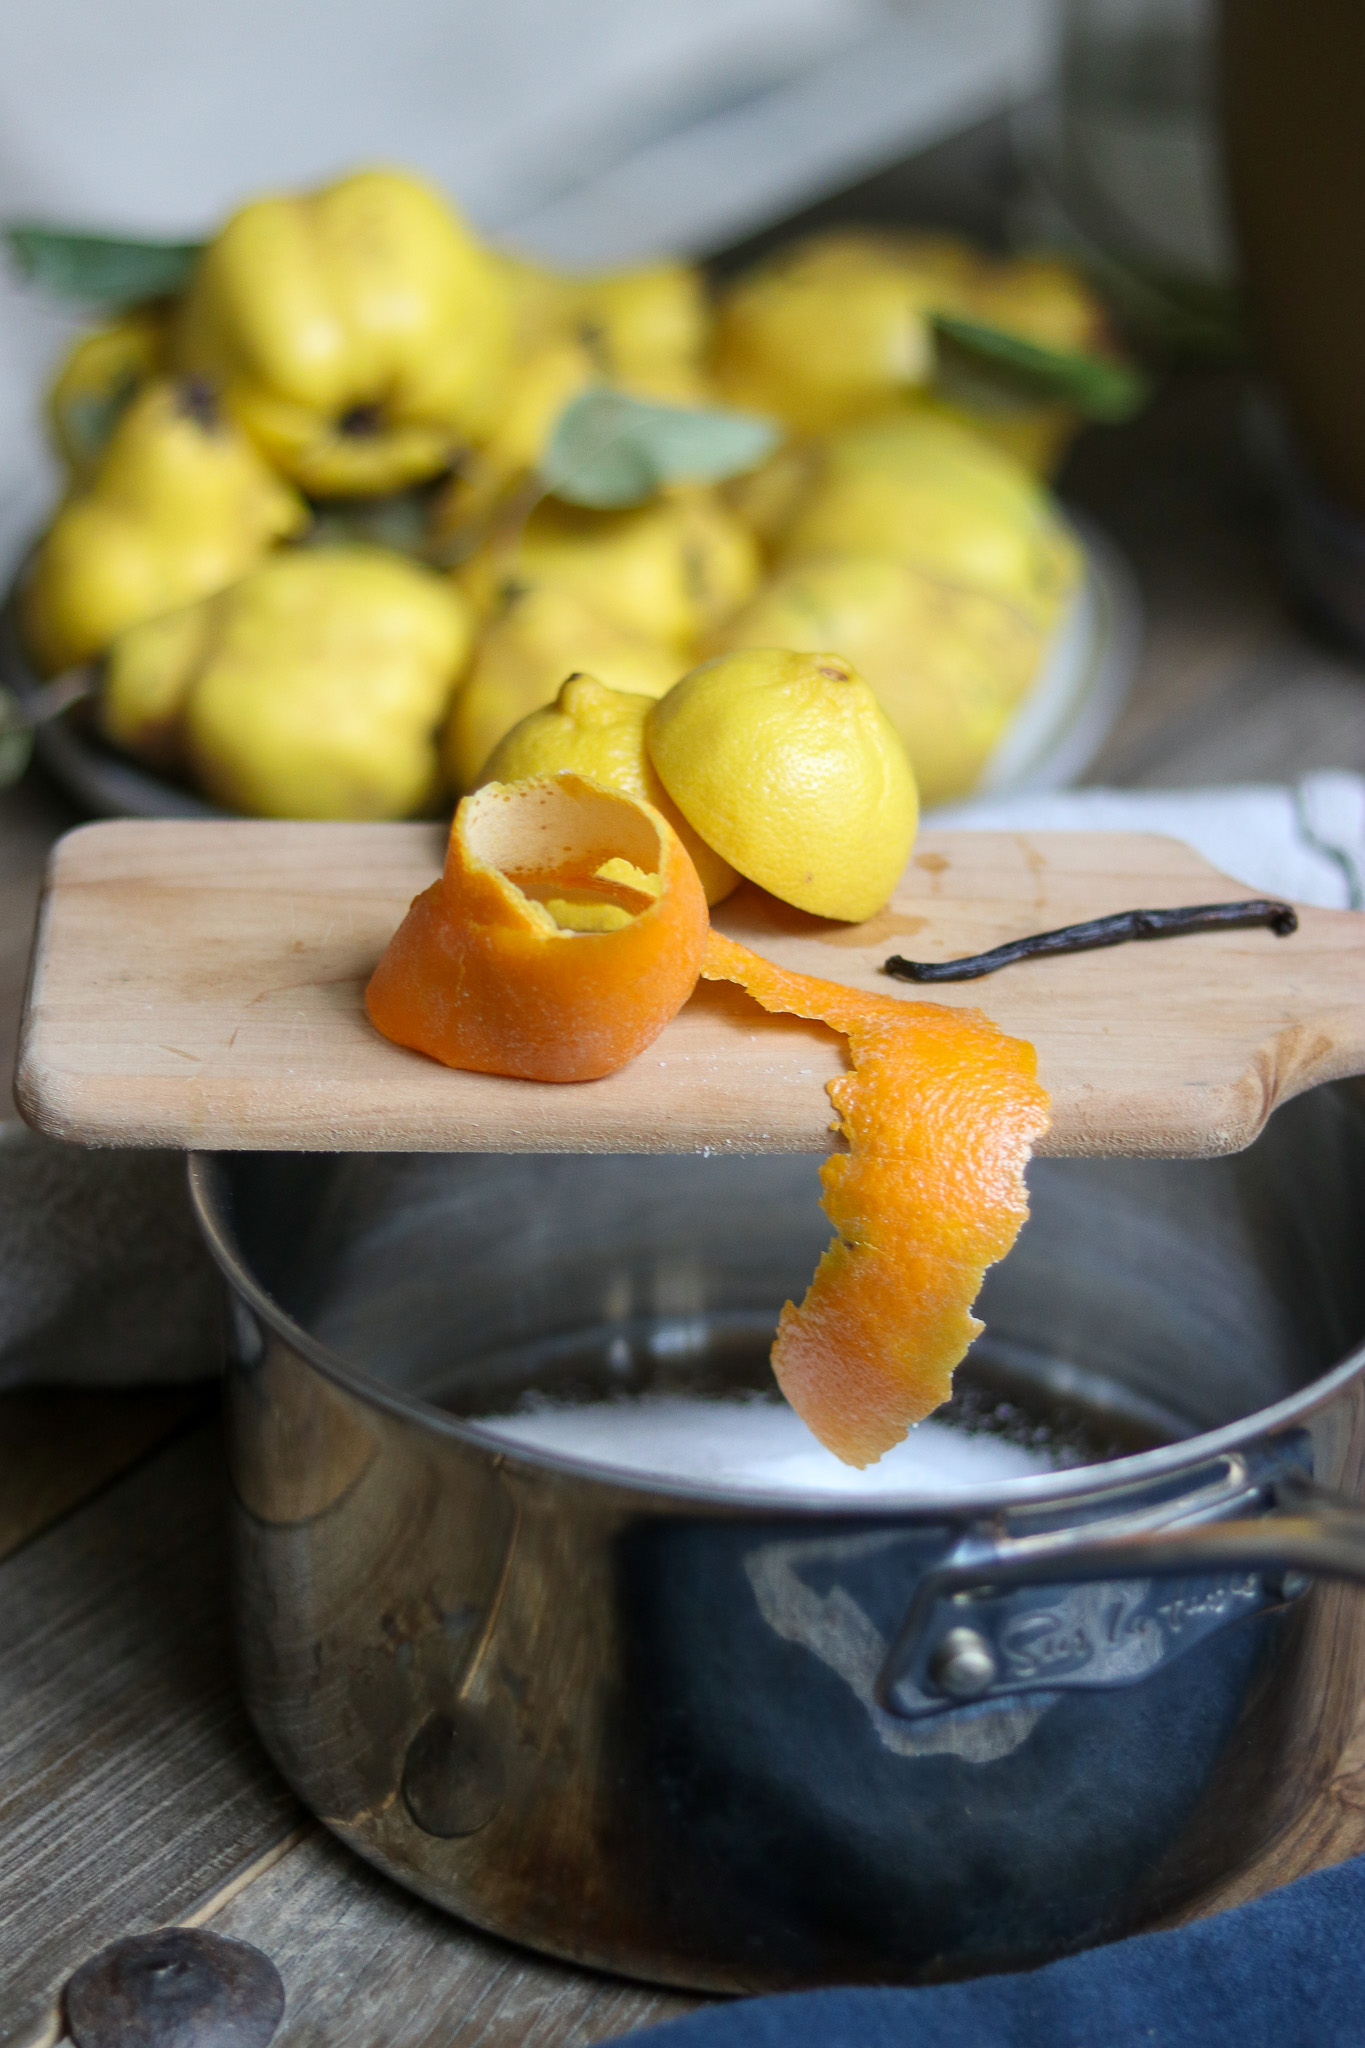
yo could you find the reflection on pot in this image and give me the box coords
[194,1082,1365,1990]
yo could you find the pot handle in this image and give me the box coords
[877,1466,1365,1720]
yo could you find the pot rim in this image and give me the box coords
[188,1149,1365,1520]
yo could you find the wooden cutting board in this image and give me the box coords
[15,817,1365,1158]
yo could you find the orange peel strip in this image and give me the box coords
[703,928,1052,1467]
[366,773,709,1082]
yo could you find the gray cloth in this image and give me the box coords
[0,1121,220,1388]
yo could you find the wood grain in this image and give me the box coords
[193,1649,1365,2044]
[16,820,1365,1159]
[16,1431,1365,2048]
[204,1827,698,2048]
[0,1424,302,2048]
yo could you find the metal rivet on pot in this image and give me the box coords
[928,1626,999,1701]
[402,1705,506,1837]
[66,1928,284,2048]
[1271,1569,1313,1602]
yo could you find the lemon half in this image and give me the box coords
[481,673,738,905]
[645,648,917,922]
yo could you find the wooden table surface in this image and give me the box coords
[5,368,1365,2047]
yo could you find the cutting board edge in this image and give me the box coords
[18,819,1365,1159]
[18,1062,1355,1160]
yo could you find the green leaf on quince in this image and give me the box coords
[5,226,204,304]
[930,313,1149,423]
[541,389,782,508]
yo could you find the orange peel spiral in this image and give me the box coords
[368,794,1049,1467]
[366,772,709,1082]
[703,929,1051,1466]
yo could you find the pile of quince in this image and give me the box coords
[18,166,1134,819]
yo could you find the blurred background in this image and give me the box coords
[0,0,1229,549]
[5,0,1365,892]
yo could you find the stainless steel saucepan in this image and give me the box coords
[190,1080,1365,1992]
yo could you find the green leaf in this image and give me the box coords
[930,313,1149,422]
[541,389,781,508]
[5,226,203,304]
[0,687,34,790]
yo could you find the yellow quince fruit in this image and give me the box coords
[21,378,305,674]
[190,548,472,816]
[496,251,710,389]
[434,259,714,541]
[715,233,1118,477]
[458,487,760,654]
[705,551,1046,807]
[916,255,1115,478]
[968,253,1109,356]
[898,389,1078,481]
[433,336,599,541]
[480,672,737,902]
[780,411,1082,633]
[47,308,167,478]
[721,438,823,555]
[494,250,580,357]
[712,230,977,436]
[175,167,513,496]
[570,261,711,394]
[442,580,683,792]
[99,547,473,818]
[100,594,222,772]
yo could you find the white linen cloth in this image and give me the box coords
[4,775,1362,1390]
[931,771,1365,912]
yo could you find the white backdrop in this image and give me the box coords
[0,0,1048,540]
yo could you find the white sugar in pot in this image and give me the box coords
[191,1080,1365,1992]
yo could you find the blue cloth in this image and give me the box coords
[629,1852,1365,2047]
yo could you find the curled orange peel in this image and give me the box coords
[366,772,709,1082]
[368,794,1049,1466]
[702,929,1052,1467]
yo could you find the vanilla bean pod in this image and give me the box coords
[883,899,1298,984]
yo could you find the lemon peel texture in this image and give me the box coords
[646,647,917,922]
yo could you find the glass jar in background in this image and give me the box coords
[1220,0,1365,649]
[1220,0,1365,517]
[1017,0,1239,355]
